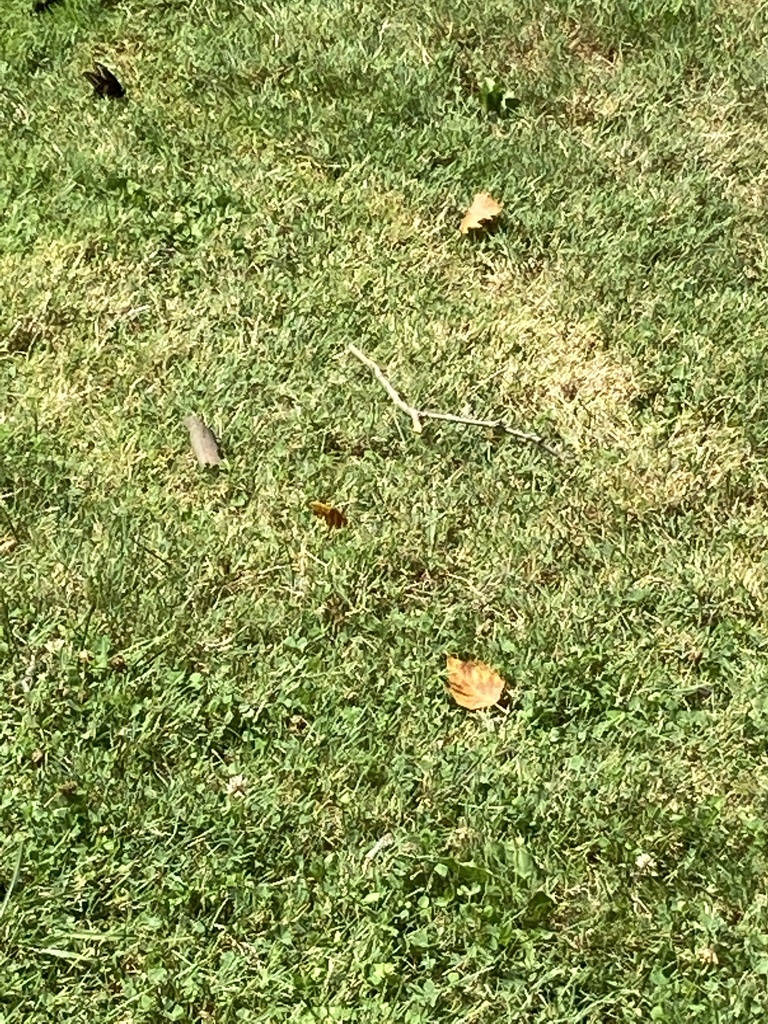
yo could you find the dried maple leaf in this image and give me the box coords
[459,192,503,235]
[310,501,347,529]
[446,655,505,709]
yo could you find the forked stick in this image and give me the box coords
[347,344,565,459]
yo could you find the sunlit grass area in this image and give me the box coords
[3,1,768,1020]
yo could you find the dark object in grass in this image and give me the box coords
[32,0,64,12]
[184,415,222,467]
[310,501,347,529]
[83,62,125,99]
[682,684,714,707]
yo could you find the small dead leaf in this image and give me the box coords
[446,655,506,710]
[184,414,222,467]
[459,192,503,235]
[635,852,657,874]
[226,774,248,798]
[310,501,347,529]
[0,535,17,555]
[696,946,719,966]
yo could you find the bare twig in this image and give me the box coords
[347,344,565,459]
[348,345,424,433]
[363,832,395,870]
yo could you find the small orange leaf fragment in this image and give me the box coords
[310,501,348,529]
[459,192,503,235]
[446,655,505,710]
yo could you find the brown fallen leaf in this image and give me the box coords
[184,414,222,467]
[0,535,17,555]
[310,501,347,529]
[446,655,506,710]
[459,192,503,235]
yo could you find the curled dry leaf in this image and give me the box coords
[446,655,506,710]
[184,414,222,467]
[459,192,503,235]
[310,501,348,529]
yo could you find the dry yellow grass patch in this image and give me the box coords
[486,273,640,452]
[622,414,754,504]
[483,271,765,526]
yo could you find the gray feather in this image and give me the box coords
[184,415,222,467]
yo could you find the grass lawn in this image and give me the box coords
[4,0,768,1019]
